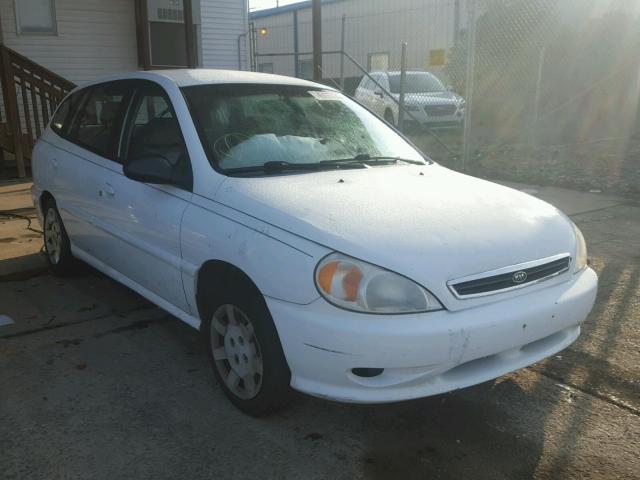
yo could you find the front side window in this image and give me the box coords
[67,82,132,160]
[183,84,425,174]
[121,84,192,189]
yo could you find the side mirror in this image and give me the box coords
[123,154,175,185]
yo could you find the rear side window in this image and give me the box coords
[50,91,84,134]
[67,82,132,160]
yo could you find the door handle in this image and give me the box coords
[103,183,115,196]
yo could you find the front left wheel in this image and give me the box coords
[202,278,292,416]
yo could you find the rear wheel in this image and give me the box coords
[42,199,78,276]
[202,276,292,416]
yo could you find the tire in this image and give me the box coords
[202,275,292,416]
[42,198,78,276]
[384,109,396,126]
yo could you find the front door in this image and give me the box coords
[97,80,193,313]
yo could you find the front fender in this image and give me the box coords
[180,197,330,315]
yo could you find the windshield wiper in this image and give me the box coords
[320,154,425,166]
[225,160,366,176]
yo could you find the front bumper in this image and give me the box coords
[406,108,464,126]
[267,267,597,403]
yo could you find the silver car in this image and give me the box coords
[354,70,465,127]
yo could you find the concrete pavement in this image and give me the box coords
[1,179,638,479]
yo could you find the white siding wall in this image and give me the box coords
[0,0,139,86]
[200,0,248,70]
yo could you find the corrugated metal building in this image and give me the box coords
[250,0,468,86]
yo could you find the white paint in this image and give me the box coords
[31,70,599,404]
[0,314,15,326]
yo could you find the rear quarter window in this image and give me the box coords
[50,90,84,134]
[65,81,133,160]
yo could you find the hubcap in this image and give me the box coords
[210,304,263,400]
[44,208,62,265]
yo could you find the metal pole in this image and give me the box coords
[461,0,477,172]
[249,22,257,71]
[398,42,408,131]
[339,14,346,91]
[312,0,322,82]
[237,32,247,70]
[183,0,197,68]
[293,10,300,77]
[454,0,461,43]
[532,44,546,141]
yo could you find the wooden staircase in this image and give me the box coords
[0,45,76,178]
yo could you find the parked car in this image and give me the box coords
[354,70,465,127]
[32,70,597,416]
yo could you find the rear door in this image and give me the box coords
[49,82,133,258]
[96,80,193,312]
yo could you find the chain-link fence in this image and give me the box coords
[248,0,640,194]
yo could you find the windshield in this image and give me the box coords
[182,84,425,173]
[389,73,446,94]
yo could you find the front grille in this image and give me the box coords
[448,255,571,298]
[425,104,456,116]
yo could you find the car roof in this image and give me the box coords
[75,68,330,90]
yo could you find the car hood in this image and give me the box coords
[394,91,461,105]
[215,165,575,307]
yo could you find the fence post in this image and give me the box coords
[312,0,322,81]
[462,0,477,173]
[398,42,408,131]
[532,44,546,142]
[0,48,25,178]
[339,14,346,91]
[249,21,257,71]
[293,10,300,77]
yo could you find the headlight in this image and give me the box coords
[573,223,588,273]
[315,253,443,314]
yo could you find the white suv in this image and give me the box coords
[354,70,465,126]
[32,70,597,416]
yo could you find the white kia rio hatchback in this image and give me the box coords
[32,70,597,415]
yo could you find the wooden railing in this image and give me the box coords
[0,45,76,177]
